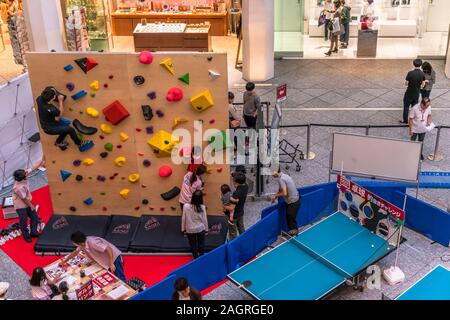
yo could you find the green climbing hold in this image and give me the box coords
[178,73,190,85]
[207,56,213,61]
[104,143,113,152]
[90,93,96,98]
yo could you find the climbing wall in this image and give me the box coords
[26,52,230,216]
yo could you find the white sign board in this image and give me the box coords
[331,133,422,183]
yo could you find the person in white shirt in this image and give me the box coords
[322,0,334,41]
[409,97,432,161]
[181,190,209,259]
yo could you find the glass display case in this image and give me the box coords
[61,0,113,51]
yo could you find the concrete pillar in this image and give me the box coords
[22,0,66,51]
[446,27,450,78]
[242,0,274,82]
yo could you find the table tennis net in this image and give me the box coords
[286,236,353,279]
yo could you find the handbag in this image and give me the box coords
[318,13,326,27]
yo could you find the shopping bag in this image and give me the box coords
[318,13,326,27]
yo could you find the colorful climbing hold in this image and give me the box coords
[172,117,189,129]
[178,73,190,85]
[115,157,126,167]
[138,51,154,64]
[102,100,130,126]
[74,57,98,74]
[158,165,173,178]
[160,58,175,75]
[71,90,87,101]
[166,87,183,102]
[83,198,94,205]
[104,143,113,152]
[66,83,75,91]
[119,189,130,199]
[119,132,129,142]
[64,64,74,71]
[60,170,72,182]
[146,126,154,134]
[100,124,113,134]
[86,107,99,118]
[147,91,157,100]
[133,75,145,86]
[156,110,164,118]
[143,160,151,167]
[89,80,100,91]
[128,174,140,183]
[97,175,106,182]
[83,158,94,166]
[191,90,214,112]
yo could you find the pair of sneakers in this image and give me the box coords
[55,140,93,152]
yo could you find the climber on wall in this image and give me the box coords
[36,87,95,152]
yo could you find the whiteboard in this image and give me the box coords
[331,133,422,182]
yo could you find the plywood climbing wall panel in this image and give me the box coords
[26,52,230,216]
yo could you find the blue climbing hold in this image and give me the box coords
[79,140,94,153]
[83,197,94,205]
[64,64,74,71]
[71,90,87,101]
[60,170,72,182]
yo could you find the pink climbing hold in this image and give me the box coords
[166,87,183,102]
[138,51,154,64]
[158,165,173,178]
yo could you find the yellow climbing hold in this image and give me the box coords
[128,173,140,183]
[160,58,175,75]
[86,107,99,118]
[119,132,129,142]
[147,130,179,158]
[89,80,99,91]
[114,157,126,167]
[172,117,189,129]
[206,166,213,174]
[83,158,94,166]
[190,90,214,112]
[119,189,130,199]
[100,123,112,134]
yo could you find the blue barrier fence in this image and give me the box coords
[131,181,450,300]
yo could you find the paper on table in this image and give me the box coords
[426,123,436,132]
[56,275,77,287]
[84,264,103,276]
[107,285,129,300]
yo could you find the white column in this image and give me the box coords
[22,0,66,51]
[242,0,274,82]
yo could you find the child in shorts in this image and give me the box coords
[221,184,234,225]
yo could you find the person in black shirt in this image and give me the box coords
[37,87,91,151]
[401,59,425,124]
[171,278,201,300]
[224,172,248,240]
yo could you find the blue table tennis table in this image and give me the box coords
[396,265,450,300]
[228,211,395,300]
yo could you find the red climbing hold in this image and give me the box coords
[134,206,140,211]
[138,51,154,64]
[159,165,173,178]
[217,168,223,173]
[136,128,142,132]
[209,119,216,124]
[166,87,183,102]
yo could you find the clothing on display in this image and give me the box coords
[65,6,90,51]
[7,11,30,66]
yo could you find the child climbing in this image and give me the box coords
[220,184,234,226]
[36,87,95,152]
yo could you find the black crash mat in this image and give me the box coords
[104,215,139,252]
[34,215,110,253]
[129,215,228,253]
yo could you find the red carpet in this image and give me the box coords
[0,186,192,287]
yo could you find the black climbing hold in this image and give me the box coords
[134,75,145,86]
[75,175,83,181]
[73,119,98,136]
[142,199,149,205]
[100,152,108,158]
[70,206,77,212]
[161,187,181,201]
[141,105,154,121]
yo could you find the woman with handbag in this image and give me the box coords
[325,1,342,56]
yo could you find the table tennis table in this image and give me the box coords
[228,211,395,300]
[396,265,450,300]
